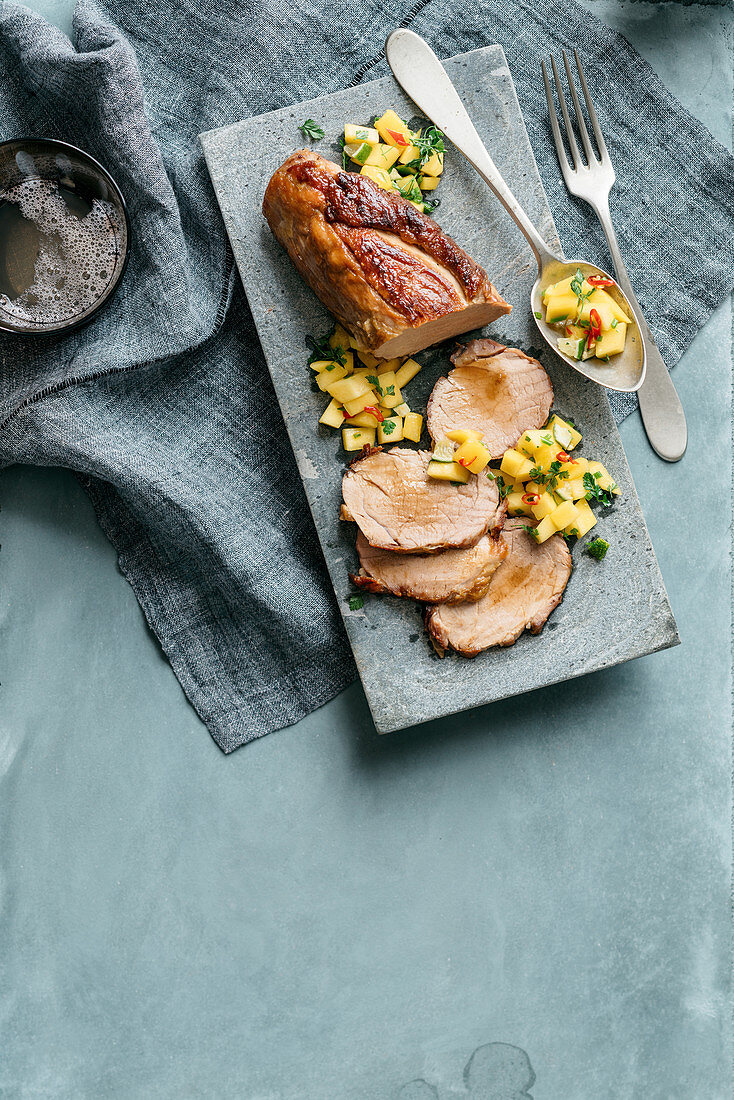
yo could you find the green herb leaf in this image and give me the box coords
[413,123,445,167]
[349,595,364,610]
[520,524,539,540]
[534,311,542,320]
[586,537,610,561]
[610,318,618,329]
[382,420,396,436]
[385,385,395,396]
[299,118,325,141]
[583,471,616,507]
[307,329,346,367]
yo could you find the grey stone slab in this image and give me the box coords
[200,46,678,733]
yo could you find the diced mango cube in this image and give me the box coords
[319,399,344,428]
[506,492,533,517]
[565,478,587,500]
[445,427,484,444]
[402,412,423,443]
[344,124,379,146]
[343,390,379,417]
[544,290,578,323]
[549,500,579,530]
[530,492,556,520]
[342,427,376,451]
[377,357,402,374]
[421,150,444,177]
[357,349,380,368]
[595,323,627,358]
[547,415,582,451]
[327,374,372,403]
[376,371,402,409]
[427,459,470,484]
[454,439,490,475]
[532,516,557,544]
[586,461,621,495]
[360,165,393,190]
[500,448,534,480]
[364,143,401,170]
[398,143,421,165]
[565,498,597,537]
[378,416,403,444]
[375,110,413,149]
[418,174,439,191]
[394,358,422,388]
[315,362,350,391]
[344,410,380,428]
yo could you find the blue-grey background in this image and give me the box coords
[1,2,731,1097]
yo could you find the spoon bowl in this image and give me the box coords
[385,29,646,393]
[532,257,645,392]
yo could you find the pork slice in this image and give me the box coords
[351,530,507,603]
[426,340,554,457]
[262,151,511,359]
[341,447,505,554]
[425,518,571,656]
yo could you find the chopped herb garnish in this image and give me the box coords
[529,465,543,481]
[541,434,553,446]
[299,118,325,141]
[583,471,616,507]
[520,524,539,540]
[385,385,395,396]
[586,537,610,561]
[610,318,618,329]
[420,195,441,213]
[366,374,384,397]
[570,267,594,313]
[307,330,346,367]
[381,420,396,436]
[413,123,445,167]
[349,595,364,610]
[534,311,542,320]
[353,432,362,438]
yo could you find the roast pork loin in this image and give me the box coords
[426,339,554,457]
[262,151,511,358]
[425,518,571,656]
[351,530,507,604]
[341,447,506,554]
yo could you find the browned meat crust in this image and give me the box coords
[425,518,572,656]
[426,340,554,457]
[350,531,507,603]
[341,447,506,554]
[262,150,511,357]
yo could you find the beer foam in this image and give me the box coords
[0,178,125,329]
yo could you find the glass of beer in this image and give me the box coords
[0,138,130,335]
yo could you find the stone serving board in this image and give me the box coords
[200,45,679,734]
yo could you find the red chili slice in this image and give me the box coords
[522,493,540,505]
[363,405,384,423]
[387,129,409,147]
[588,308,602,342]
[587,275,614,287]
[555,450,573,464]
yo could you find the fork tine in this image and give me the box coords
[541,60,574,182]
[574,49,610,162]
[549,55,581,170]
[562,49,596,164]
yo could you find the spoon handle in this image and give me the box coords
[592,198,687,462]
[385,29,557,269]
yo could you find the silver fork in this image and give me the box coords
[542,50,687,462]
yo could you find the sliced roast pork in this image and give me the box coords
[426,339,554,457]
[262,151,511,358]
[341,447,505,554]
[425,518,571,656]
[351,530,507,603]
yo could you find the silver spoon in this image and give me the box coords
[385,29,646,394]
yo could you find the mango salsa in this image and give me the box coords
[542,269,631,364]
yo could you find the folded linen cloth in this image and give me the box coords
[1,0,732,751]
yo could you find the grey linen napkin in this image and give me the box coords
[1,0,732,751]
